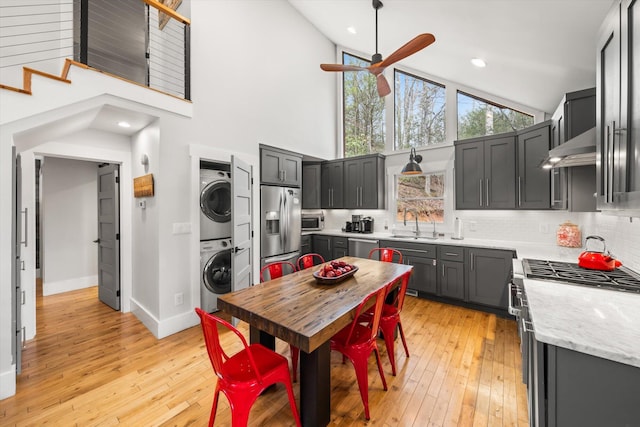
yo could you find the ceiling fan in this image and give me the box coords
[320,0,435,97]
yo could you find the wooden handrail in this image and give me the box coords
[141,0,190,25]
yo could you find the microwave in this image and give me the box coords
[301,213,324,231]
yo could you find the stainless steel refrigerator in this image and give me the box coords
[260,185,301,268]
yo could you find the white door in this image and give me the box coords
[231,156,252,292]
[97,164,120,310]
[12,148,23,374]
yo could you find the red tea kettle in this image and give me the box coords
[578,235,622,271]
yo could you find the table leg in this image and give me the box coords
[300,341,331,427]
[249,326,275,350]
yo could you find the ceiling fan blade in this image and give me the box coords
[376,74,391,97]
[320,64,368,72]
[378,33,436,68]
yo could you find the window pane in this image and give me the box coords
[343,52,385,157]
[457,91,534,139]
[396,173,445,223]
[394,70,446,150]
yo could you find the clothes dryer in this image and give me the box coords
[200,169,231,240]
[200,238,232,313]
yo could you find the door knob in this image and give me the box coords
[93,239,100,243]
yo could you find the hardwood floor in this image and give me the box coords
[1,283,529,426]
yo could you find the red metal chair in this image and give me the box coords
[368,247,403,263]
[330,287,388,420]
[194,308,301,427]
[296,253,325,271]
[259,261,300,382]
[259,261,296,282]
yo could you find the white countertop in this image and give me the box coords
[522,276,640,368]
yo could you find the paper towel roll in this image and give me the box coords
[452,217,464,240]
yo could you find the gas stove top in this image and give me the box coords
[522,259,640,293]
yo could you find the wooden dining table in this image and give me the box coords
[217,256,413,427]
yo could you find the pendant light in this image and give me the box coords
[401,147,423,175]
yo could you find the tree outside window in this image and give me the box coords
[395,70,445,150]
[396,172,445,224]
[457,91,533,140]
[343,53,385,157]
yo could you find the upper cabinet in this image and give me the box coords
[597,0,640,212]
[302,163,321,209]
[321,160,344,209]
[260,146,302,187]
[550,88,597,211]
[455,133,517,209]
[517,121,551,209]
[343,154,385,209]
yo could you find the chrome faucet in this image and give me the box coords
[403,208,420,236]
[428,214,437,238]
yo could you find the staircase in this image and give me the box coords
[0,59,77,95]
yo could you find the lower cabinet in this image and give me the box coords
[466,247,515,310]
[312,235,348,261]
[379,240,437,295]
[528,335,640,427]
[438,246,465,300]
[300,235,312,256]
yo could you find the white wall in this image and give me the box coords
[41,157,99,295]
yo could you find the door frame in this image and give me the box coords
[16,145,132,341]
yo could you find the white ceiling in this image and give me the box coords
[288,0,615,114]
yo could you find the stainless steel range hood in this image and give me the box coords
[543,127,596,168]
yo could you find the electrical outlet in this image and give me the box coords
[469,221,477,232]
[174,293,184,306]
[539,223,550,234]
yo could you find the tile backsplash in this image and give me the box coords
[319,209,640,272]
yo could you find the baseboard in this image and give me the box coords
[0,365,16,400]
[43,275,98,296]
[130,298,199,339]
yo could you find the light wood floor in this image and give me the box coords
[1,283,529,426]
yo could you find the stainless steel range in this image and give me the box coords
[522,259,640,293]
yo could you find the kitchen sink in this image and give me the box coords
[390,234,439,241]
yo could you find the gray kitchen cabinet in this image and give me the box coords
[312,235,332,261]
[332,237,349,259]
[343,154,385,209]
[550,88,597,212]
[302,163,321,209]
[455,133,516,209]
[379,240,437,295]
[466,247,515,310]
[321,160,344,209]
[517,121,551,209]
[260,146,302,187]
[437,246,465,300]
[529,334,640,427]
[300,234,312,256]
[597,0,640,212]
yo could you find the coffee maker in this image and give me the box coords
[361,216,374,233]
[351,215,362,232]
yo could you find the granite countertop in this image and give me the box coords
[522,276,640,368]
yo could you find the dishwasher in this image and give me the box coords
[348,237,379,259]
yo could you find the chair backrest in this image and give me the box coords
[390,271,412,314]
[296,253,325,271]
[260,261,296,282]
[369,247,403,264]
[342,287,386,345]
[195,307,263,383]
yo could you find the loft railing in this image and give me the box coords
[0,0,190,100]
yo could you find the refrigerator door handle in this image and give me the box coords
[278,192,284,250]
[282,191,288,248]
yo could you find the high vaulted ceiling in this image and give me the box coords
[288,0,615,114]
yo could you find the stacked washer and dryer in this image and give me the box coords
[200,167,232,313]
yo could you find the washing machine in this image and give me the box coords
[200,168,231,241]
[200,238,232,313]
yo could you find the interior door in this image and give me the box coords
[12,147,23,374]
[97,164,120,310]
[231,156,253,293]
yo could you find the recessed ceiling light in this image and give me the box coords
[471,58,486,68]
[549,157,562,163]
[347,26,357,34]
[118,121,131,128]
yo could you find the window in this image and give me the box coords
[457,91,533,139]
[343,52,385,157]
[394,70,445,150]
[395,172,445,224]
